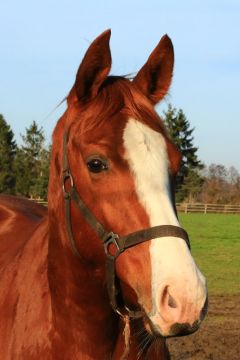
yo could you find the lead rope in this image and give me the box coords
[120,316,131,360]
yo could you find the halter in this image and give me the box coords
[62,131,191,318]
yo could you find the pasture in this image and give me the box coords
[169,213,240,360]
[179,213,240,295]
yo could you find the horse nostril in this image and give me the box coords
[168,294,178,309]
[160,286,178,312]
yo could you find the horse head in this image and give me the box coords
[48,30,207,339]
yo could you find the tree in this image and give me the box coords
[200,164,240,204]
[14,121,49,199]
[162,104,203,202]
[228,166,239,185]
[180,168,204,203]
[208,164,227,181]
[30,146,50,200]
[228,166,240,204]
[14,147,30,196]
[0,114,17,194]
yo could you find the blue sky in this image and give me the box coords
[1,0,239,170]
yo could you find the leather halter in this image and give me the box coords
[62,131,191,318]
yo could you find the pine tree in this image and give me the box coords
[163,104,203,202]
[14,147,30,196]
[14,121,49,199]
[0,114,17,194]
[30,146,50,200]
[180,168,204,202]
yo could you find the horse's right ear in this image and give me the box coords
[71,29,112,103]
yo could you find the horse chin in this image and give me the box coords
[143,314,201,339]
[143,316,163,337]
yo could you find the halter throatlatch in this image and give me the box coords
[62,131,191,318]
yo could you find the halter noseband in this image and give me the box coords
[62,131,191,318]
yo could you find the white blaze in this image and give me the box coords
[123,118,206,325]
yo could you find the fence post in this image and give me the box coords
[204,204,207,214]
[185,203,188,214]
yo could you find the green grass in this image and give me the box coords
[178,213,240,295]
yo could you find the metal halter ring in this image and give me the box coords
[62,171,74,198]
[103,232,121,259]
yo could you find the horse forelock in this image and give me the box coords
[65,76,166,135]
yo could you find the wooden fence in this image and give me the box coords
[176,203,240,214]
[31,198,240,215]
[30,198,48,207]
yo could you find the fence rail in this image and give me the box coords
[176,203,240,214]
[30,198,240,214]
[29,198,48,207]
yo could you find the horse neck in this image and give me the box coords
[47,202,118,357]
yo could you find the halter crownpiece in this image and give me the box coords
[62,131,191,318]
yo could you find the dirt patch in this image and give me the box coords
[167,295,240,360]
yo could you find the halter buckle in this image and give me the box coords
[103,232,121,259]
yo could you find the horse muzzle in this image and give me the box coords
[146,292,208,338]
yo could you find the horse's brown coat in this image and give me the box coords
[0,30,184,359]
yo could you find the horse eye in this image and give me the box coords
[87,158,108,173]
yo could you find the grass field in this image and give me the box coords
[178,213,240,295]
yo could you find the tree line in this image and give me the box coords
[0,114,49,200]
[164,105,240,204]
[0,107,239,204]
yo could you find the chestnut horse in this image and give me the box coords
[0,30,207,359]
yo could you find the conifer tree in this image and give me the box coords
[30,146,50,200]
[14,121,49,199]
[0,114,17,194]
[163,104,203,202]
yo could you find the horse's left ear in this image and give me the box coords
[133,35,174,105]
[73,29,112,103]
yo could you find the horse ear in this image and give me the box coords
[133,35,174,105]
[74,29,112,103]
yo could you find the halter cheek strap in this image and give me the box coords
[62,131,191,318]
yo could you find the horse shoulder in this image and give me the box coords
[0,195,46,264]
[0,195,52,359]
